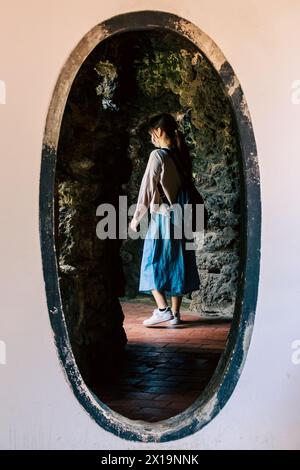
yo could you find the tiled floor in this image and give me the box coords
[92,300,231,422]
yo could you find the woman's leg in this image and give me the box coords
[171,295,182,313]
[151,289,168,309]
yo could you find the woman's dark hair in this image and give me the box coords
[147,113,193,182]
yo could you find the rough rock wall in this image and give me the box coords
[119,31,241,318]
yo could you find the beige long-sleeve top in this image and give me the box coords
[132,146,183,225]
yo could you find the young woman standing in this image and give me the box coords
[130,113,200,326]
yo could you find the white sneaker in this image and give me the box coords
[143,307,173,326]
[169,311,182,325]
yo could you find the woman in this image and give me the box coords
[129,113,200,326]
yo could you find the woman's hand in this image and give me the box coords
[129,218,139,232]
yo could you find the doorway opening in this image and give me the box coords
[40,10,261,442]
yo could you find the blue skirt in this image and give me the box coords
[138,187,200,296]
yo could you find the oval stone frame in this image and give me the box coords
[39,10,261,442]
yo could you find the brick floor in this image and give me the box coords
[91,300,231,422]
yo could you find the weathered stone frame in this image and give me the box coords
[39,10,261,443]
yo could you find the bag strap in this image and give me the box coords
[158,147,191,188]
[156,147,208,229]
[156,147,183,206]
[158,147,205,203]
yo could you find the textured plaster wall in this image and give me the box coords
[0,0,300,449]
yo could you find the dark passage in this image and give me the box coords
[54,28,240,414]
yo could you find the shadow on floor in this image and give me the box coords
[90,301,231,422]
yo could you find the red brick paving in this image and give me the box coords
[91,301,231,422]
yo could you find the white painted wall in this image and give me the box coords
[0,0,299,450]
